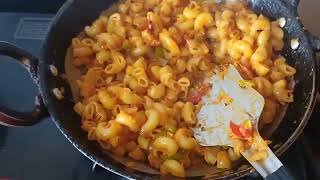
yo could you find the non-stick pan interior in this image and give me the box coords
[39,0,318,179]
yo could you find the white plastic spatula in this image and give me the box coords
[192,64,294,180]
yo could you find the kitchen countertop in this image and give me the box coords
[299,0,320,36]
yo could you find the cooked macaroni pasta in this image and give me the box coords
[71,0,296,177]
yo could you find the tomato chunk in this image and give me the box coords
[229,121,242,138]
[235,63,254,80]
[239,126,252,138]
[198,84,210,95]
[230,121,252,139]
[188,91,202,104]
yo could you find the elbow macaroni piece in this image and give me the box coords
[269,68,286,82]
[175,17,195,31]
[105,51,126,74]
[252,77,273,97]
[73,46,94,58]
[183,1,200,19]
[84,18,106,38]
[119,88,144,105]
[83,102,107,122]
[194,12,214,32]
[95,120,123,141]
[150,65,162,80]
[81,38,95,47]
[160,2,172,16]
[98,90,115,109]
[228,148,241,162]
[147,83,166,99]
[96,50,111,64]
[131,57,149,87]
[250,46,270,76]
[274,57,296,76]
[164,88,179,103]
[108,85,144,105]
[177,77,191,87]
[71,37,82,48]
[137,135,150,150]
[259,99,279,126]
[174,128,197,150]
[152,136,179,156]
[204,147,219,165]
[186,57,201,72]
[116,111,140,132]
[216,150,232,169]
[257,30,271,47]
[160,159,185,177]
[182,102,196,125]
[152,102,172,123]
[81,120,96,132]
[159,29,180,56]
[128,146,145,161]
[148,153,163,169]
[132,110,147,127]
[270,22,284,51]
[176,58,187,74]
[140,109,161,135]
[250,15,271,37]
[186,39,209,56]
[74,102,85,115]
[79,68,104,97]
[228,40,253,60]
[147,12,163,35]
[236,16,250,33]
[151,65,179,90]
[97,33,123,50]
[273,79,294,104]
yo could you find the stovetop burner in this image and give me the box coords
[0,12,319,180]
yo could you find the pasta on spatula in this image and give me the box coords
[193,64,283,178]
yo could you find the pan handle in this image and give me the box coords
[265,166,296,180]
[0,41,48,127]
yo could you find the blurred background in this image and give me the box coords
[0,0,319,180]
[0,0,66,13]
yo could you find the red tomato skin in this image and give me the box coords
[188,91,202,104]
[239,126,252,138]
[229,121,243,138]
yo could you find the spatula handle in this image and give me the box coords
[265,166,296,180]
[242,147,296,179]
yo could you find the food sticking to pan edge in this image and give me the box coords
[66,0,296,177]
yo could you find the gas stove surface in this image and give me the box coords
[0,1,320,179]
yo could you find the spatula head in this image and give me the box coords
[193,64,265,147]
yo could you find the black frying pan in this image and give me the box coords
[0,0,318,179]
